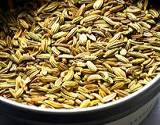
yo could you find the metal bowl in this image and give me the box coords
[0,0,160,125]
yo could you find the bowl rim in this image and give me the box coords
[0,74,159,114]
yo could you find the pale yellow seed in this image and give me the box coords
[111,82,125,90]
[62,81,78,88]
[87,74,103,82]
[44,100,63,108]
[63,68,74,81]
[102,93,117,103]
[86,61,97,72]
[80,99,91,108]
[93,0,104,10]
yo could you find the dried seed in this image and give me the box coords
[62,89,77,98]
[127,13,138,21]
[57,46,70,54]
[112,67,126,78]
[40,76,57,82]
[15,88,24,98]
[72,16,83,24]
[63,68,74,81]
[129,83,143,92]
[93,0,104,10]
[102,93,117,103]
[62,81,78,88]
[44,100,63,109]
[109,32,121,43]
[131,58,146,65]
[58,54,74,59]
[66,27,78,40]
[84,84,99,92]
[115,54,129,63]
[111,82,125,90]
[19,19,29,29]
[80,99,91,108]
[87,74,103,82]
[82,55,97,61]
[0,82,16,88]
[80,15,100,24]
[120,49,127,56]
[103,16,120,26]
[114,90,129,97]
[36,54,51,59]
[91,93,103,102]
[76,4,86,16]
[51,22,60,34]
[110,4,124,13]
[27,32,41,41]
[90,100,100,106]
[128,52,148,59]
[102,62,113,73]
[99,71,109,81]
[149,9,159,18]
[51,47,61,56]
[86,61,97,72]
[99,89,107,97]
[52,32,68,39]
[55,78,63,87]
[103,48,118,58]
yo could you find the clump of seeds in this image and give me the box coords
[0,0,160,109]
